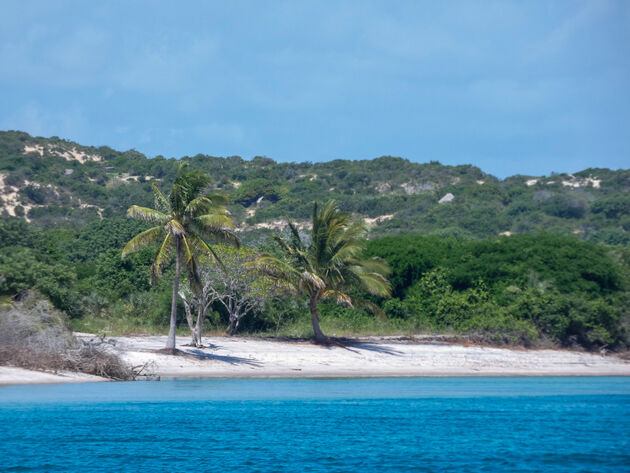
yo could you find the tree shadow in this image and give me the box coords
[182,342,219,350]
[347,341,403,356]
[317,337,404,356]
[183,348,262,367]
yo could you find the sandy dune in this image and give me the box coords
[2,335,628,385]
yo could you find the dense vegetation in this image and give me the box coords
[1,131,629,245]
[1,213,628,350]
[366,234,629,349]
[0,130,629,351]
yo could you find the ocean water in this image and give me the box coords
[1,377,629,473]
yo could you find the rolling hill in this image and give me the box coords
[1,130,628,245]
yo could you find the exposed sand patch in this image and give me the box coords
[106,173,144,189]
[0,174,70,220]
[0,173,21,217]
[297,174,318,181]
[56,148,101,164]
[375,182,391,194]
[79,202,104,217]
[364,214,394,225]
[400,182,434,194]
[118,173,142,182]
[23,144,101,163]
[249,220,312,231]
[561,175,601,189]
[0,173,45,220]
[23,145,45,156]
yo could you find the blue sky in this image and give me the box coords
[1,1,628,177]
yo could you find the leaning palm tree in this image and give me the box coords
[122,169,239,351]
[255,201,391,342]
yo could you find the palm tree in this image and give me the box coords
[122,169,239,350]
[256,201,391,342]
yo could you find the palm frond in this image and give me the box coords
[121,226,163,257]
[299,271,326,292]
[273,234,294,254]
[192,220,241,248]
[152,183,171,214]
[330,240,365,266]
[185,196,212,216]
[165,219,185,236]
[286,219,304,250]
[353,257,392,276]
[354,298,388,321]
[321,289,353,307]
[180,235,195,265]
[206,193,230,206]
[251,255,303,287]
[181,235,201,290]
[245,258,299,295]
[350,268,391,297]
[195,213,235,230]
[189,235,227,273]
[127,205,170,224]
[337,220,368,244]
[170,182,188,215]
[151,233,173,283]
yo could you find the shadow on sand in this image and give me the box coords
[317,337,404,356]
[183,348,262,367]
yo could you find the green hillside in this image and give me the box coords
[1,130,629,245]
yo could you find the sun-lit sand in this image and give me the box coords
[2,334,628,385]
[0,366,106,385]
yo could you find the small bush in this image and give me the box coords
[0,293,137,380]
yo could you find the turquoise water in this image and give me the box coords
[1,377,629,472]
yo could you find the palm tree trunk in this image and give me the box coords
[309,293,326,342]
[166,238,181,350]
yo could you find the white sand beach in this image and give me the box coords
[0,366,107,385]
[2,335,629,385]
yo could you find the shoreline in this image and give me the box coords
[1,334,629,386]
[0,366,107,385]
